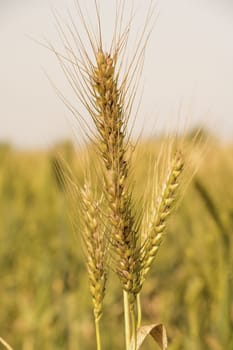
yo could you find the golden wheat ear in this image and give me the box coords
[80,182,108,322]
[140,149,184,286]
[78,180,108,350]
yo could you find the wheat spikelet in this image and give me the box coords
[80,182,107,321]
[140,150,184,285]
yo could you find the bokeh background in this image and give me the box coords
[0,0,232,349]
[1,0,233,147]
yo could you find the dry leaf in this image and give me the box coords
[130,323,168,350]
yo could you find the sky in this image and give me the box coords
[0,0,233,148]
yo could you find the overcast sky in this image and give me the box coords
[0,0,233,148]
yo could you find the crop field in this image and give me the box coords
[0,138,232,350]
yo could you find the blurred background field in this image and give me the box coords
[0,134,232,350]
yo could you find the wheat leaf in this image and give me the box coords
[130,323,168,350]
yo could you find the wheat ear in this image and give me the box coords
[92,50,141,302]
[80,183,107,350]
[140,151,184,285]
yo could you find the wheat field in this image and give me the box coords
[0,137,232,349]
